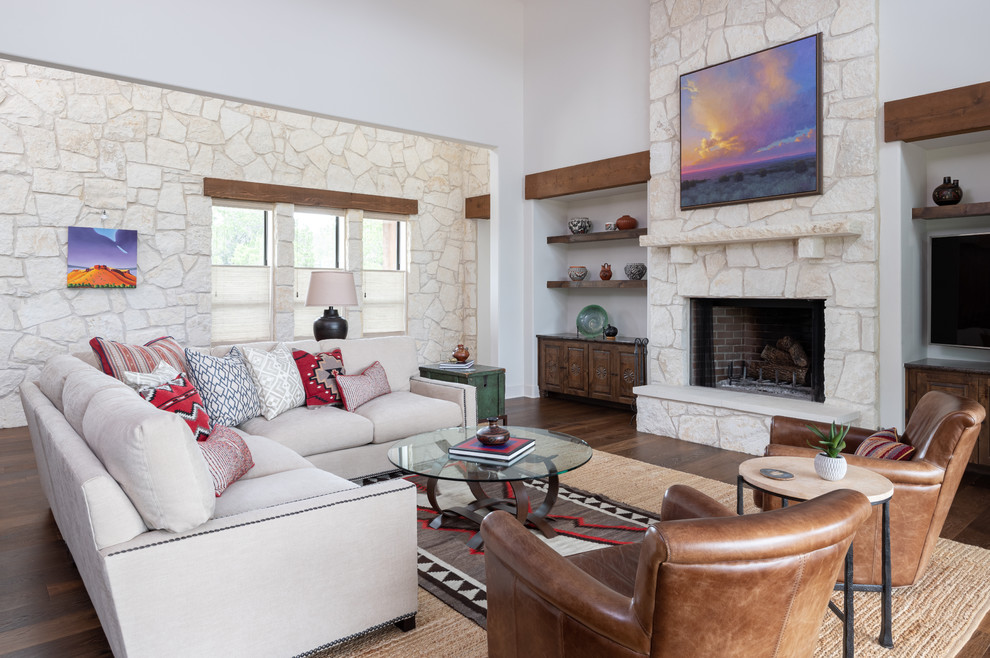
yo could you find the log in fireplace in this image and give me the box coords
[691,298,825,402]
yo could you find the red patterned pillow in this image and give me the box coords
[334,361,391,412]
[90,336,188,381]
[197,425,254,497]
[138,374,212,441]
[854,428,916,461]
[292,349,345,407]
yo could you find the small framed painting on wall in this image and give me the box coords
[67,226,137,288]
[679,33,822,210]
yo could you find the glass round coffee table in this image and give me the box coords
[388,426,592,549]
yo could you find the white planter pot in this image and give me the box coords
[814,453,847,481]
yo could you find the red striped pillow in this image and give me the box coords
[197,425,254,497]
[854,428,916,461]
[90,336,187,381]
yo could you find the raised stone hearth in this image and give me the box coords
[636,0,879,454]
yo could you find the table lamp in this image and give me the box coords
[306,271,358,340]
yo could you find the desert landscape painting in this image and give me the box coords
[67,227,137,288]
[680,33,820,209]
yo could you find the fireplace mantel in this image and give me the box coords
[639,219,862,249]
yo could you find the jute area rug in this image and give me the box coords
[317,451,990,657]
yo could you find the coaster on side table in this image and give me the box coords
[760,468,794,480]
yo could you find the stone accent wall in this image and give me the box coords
[0,58,489,428]
[639,0,879,451]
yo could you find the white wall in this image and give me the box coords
[878,0,990,426]
[521,0,650,396]
[0,0,526,391]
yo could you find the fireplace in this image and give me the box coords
[691,298,825,402]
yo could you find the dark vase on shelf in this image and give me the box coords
[932,176,963,206]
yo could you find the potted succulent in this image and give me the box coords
[807,421,850,481]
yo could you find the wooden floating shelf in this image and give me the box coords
[525,151,650,200]
[547,227,647,244]
[912,202,990,220]
[547,280,647,289]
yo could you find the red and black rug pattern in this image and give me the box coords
[402,474,662,629]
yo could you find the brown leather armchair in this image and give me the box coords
[481,484,871,658]
[760,390,985,587]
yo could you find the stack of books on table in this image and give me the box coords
[436,360,475,370]
[448,436,535,466]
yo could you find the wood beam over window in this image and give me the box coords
[465,194,491,219]
[203,178,418,215]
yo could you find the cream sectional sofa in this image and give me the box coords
[19,335,477,657]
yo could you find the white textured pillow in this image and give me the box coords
[123,361,180,390]
[241,343,306,420]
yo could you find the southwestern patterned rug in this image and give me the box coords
[323,451,990,657]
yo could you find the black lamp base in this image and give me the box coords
[314,307,348,340]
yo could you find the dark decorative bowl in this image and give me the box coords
[476,417,510,445]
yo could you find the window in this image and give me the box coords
[210,205,272,344]
[362,218,407,335]
[293,210,344,338]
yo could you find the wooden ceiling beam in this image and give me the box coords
[884,81,990,142]
[524,151,650,200]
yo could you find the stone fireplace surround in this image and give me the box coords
[633,1,880,456]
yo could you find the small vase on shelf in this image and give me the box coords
[932,176,963,206]
[600,263,612,281]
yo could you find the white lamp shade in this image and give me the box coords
[306,271,358,307]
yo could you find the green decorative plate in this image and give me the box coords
[576,305,608,338]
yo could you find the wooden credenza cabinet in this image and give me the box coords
[538,334,647,406]
[905,359,990,466]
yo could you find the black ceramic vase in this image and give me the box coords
[933,176,963,206]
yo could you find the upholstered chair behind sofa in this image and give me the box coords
[761,390,985,587]
[481,484,871,658]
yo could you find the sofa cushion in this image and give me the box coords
[335,361,391,411]
[185,347,262,427]
[123,361,180,390]
[198,426,255,496]
[293,348,345,407]
[39,354,95,412]
[355,391,463,444]
[236,431,314,480]
[323,336,419,392]
[138,374,212,441]
[81,387,215,532]
[241,343,305,420]
[62,367,133,437]
[89,335,188,381]
[238,405,374,456]
[212,468,357,519]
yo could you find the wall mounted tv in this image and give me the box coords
[929,231,990,349]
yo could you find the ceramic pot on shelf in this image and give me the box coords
[568,217,592,234]
[452,344,470,363]
[600,263,613,281]
[568,266,588,281]
[624,262,647,280]
[932,177,962,206]
[615,215,638,230]
[814,453,847,481]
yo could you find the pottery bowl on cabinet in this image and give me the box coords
[624,262,647,280]
[568,266,588,281]
[568,217,592,234]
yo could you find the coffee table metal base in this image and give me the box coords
[426,472,560,550]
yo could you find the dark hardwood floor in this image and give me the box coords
[2,397,990,656]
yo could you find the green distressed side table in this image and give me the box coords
[418,364,507,425]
